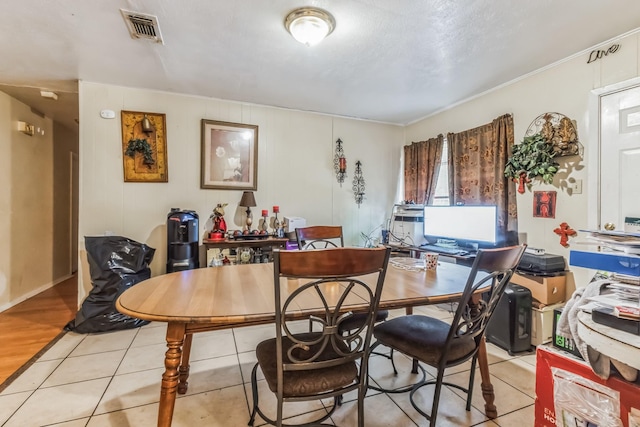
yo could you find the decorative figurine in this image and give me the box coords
[210,203,228,238]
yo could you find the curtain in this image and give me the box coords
[403,135,444,205]
[447,114,518,244]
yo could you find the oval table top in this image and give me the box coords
[116,260,475,325]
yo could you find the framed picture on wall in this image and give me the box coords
[201,119,258,190]
[533,190,556,218]
[121,111,168,182]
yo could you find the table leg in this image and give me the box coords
[404,306,420,374]
[158,322,186,427]
[477,336,497,418]
[470,295,497,418]
[178,333,193,394]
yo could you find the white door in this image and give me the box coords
[600,85,640,232]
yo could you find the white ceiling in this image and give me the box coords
[1,0,640,130]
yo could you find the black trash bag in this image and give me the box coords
[66,236,156,333]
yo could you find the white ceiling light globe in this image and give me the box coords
[285,8,335,47]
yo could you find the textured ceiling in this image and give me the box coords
[1,0,640,130]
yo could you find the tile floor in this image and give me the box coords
[0,305,537,427]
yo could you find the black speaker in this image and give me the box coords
[486,283,532,355]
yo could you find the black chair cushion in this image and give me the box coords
[338,310,389,333]
[373,315,476,366]
[256,332,358,397]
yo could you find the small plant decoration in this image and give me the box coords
[504,133,559,194]
[125,138,155,167]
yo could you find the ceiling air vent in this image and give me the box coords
[120,9,164,44]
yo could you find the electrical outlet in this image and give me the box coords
[570,179,583,194]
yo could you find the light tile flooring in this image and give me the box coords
[0,305,537,426]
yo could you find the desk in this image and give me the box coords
[386,243,476,266]
[116,261,498,427]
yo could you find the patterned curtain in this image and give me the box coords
[404,135,444,205]
[447,114,518,244]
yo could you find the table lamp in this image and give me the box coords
[239,191,257,231]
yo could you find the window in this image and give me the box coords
[431,137,449,206]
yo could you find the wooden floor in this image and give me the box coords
[0,275,77,385]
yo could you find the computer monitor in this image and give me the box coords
[423,205,498,248]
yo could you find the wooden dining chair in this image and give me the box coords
[295,225,344,249]
[370,245,526,426]
[248,246,391,427]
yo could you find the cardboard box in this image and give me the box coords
[531,303,564,346]
[511,272,566,304]
[535,346,640,427]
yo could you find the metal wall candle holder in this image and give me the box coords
[352,160,365,206]
[334,138,347,185]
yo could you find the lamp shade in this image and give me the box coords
[239,191,257,207]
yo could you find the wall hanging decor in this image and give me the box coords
[525,112,582,157]
[352,160,365,206]
[554,222,577,247]
[334,138,347,185]
[504,133,559,193]
[201,119,258,190]
[121,111,168,182]
[533,191,557,218]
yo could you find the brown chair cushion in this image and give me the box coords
[373,315,476,366]
[256,332,358,397]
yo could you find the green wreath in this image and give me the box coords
[125,138,155,167]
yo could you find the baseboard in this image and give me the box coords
[0,274,74,313]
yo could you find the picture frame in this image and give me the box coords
[121,111,168,182]
[201,119,258,190]
[533,190,557,218]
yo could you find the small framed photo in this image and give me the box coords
[201,119,258,190]
[533,190,556,218]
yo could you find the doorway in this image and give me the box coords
[590,79,640,231]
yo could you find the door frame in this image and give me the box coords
[588,76,640,231]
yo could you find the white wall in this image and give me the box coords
[0,91,56,310]
[406,30,640,288]
[78,82,404,299]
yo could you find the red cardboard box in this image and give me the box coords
[535,345,640,426]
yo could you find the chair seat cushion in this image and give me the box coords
[256,332,358,397]
[373,315,476,366]
[338,310,389,333]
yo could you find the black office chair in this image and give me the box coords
[248,247,391,427]
[295,225,389,333]
[370,245,526,426]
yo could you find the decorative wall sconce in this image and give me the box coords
[334,138,347,185]
[352,160,365,206]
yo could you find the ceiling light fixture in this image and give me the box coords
[284,7,335,47]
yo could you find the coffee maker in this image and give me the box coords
[166,208,199,273]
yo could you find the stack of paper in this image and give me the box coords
[579,230,640,254]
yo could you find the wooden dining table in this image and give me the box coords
[116,260,499,427]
